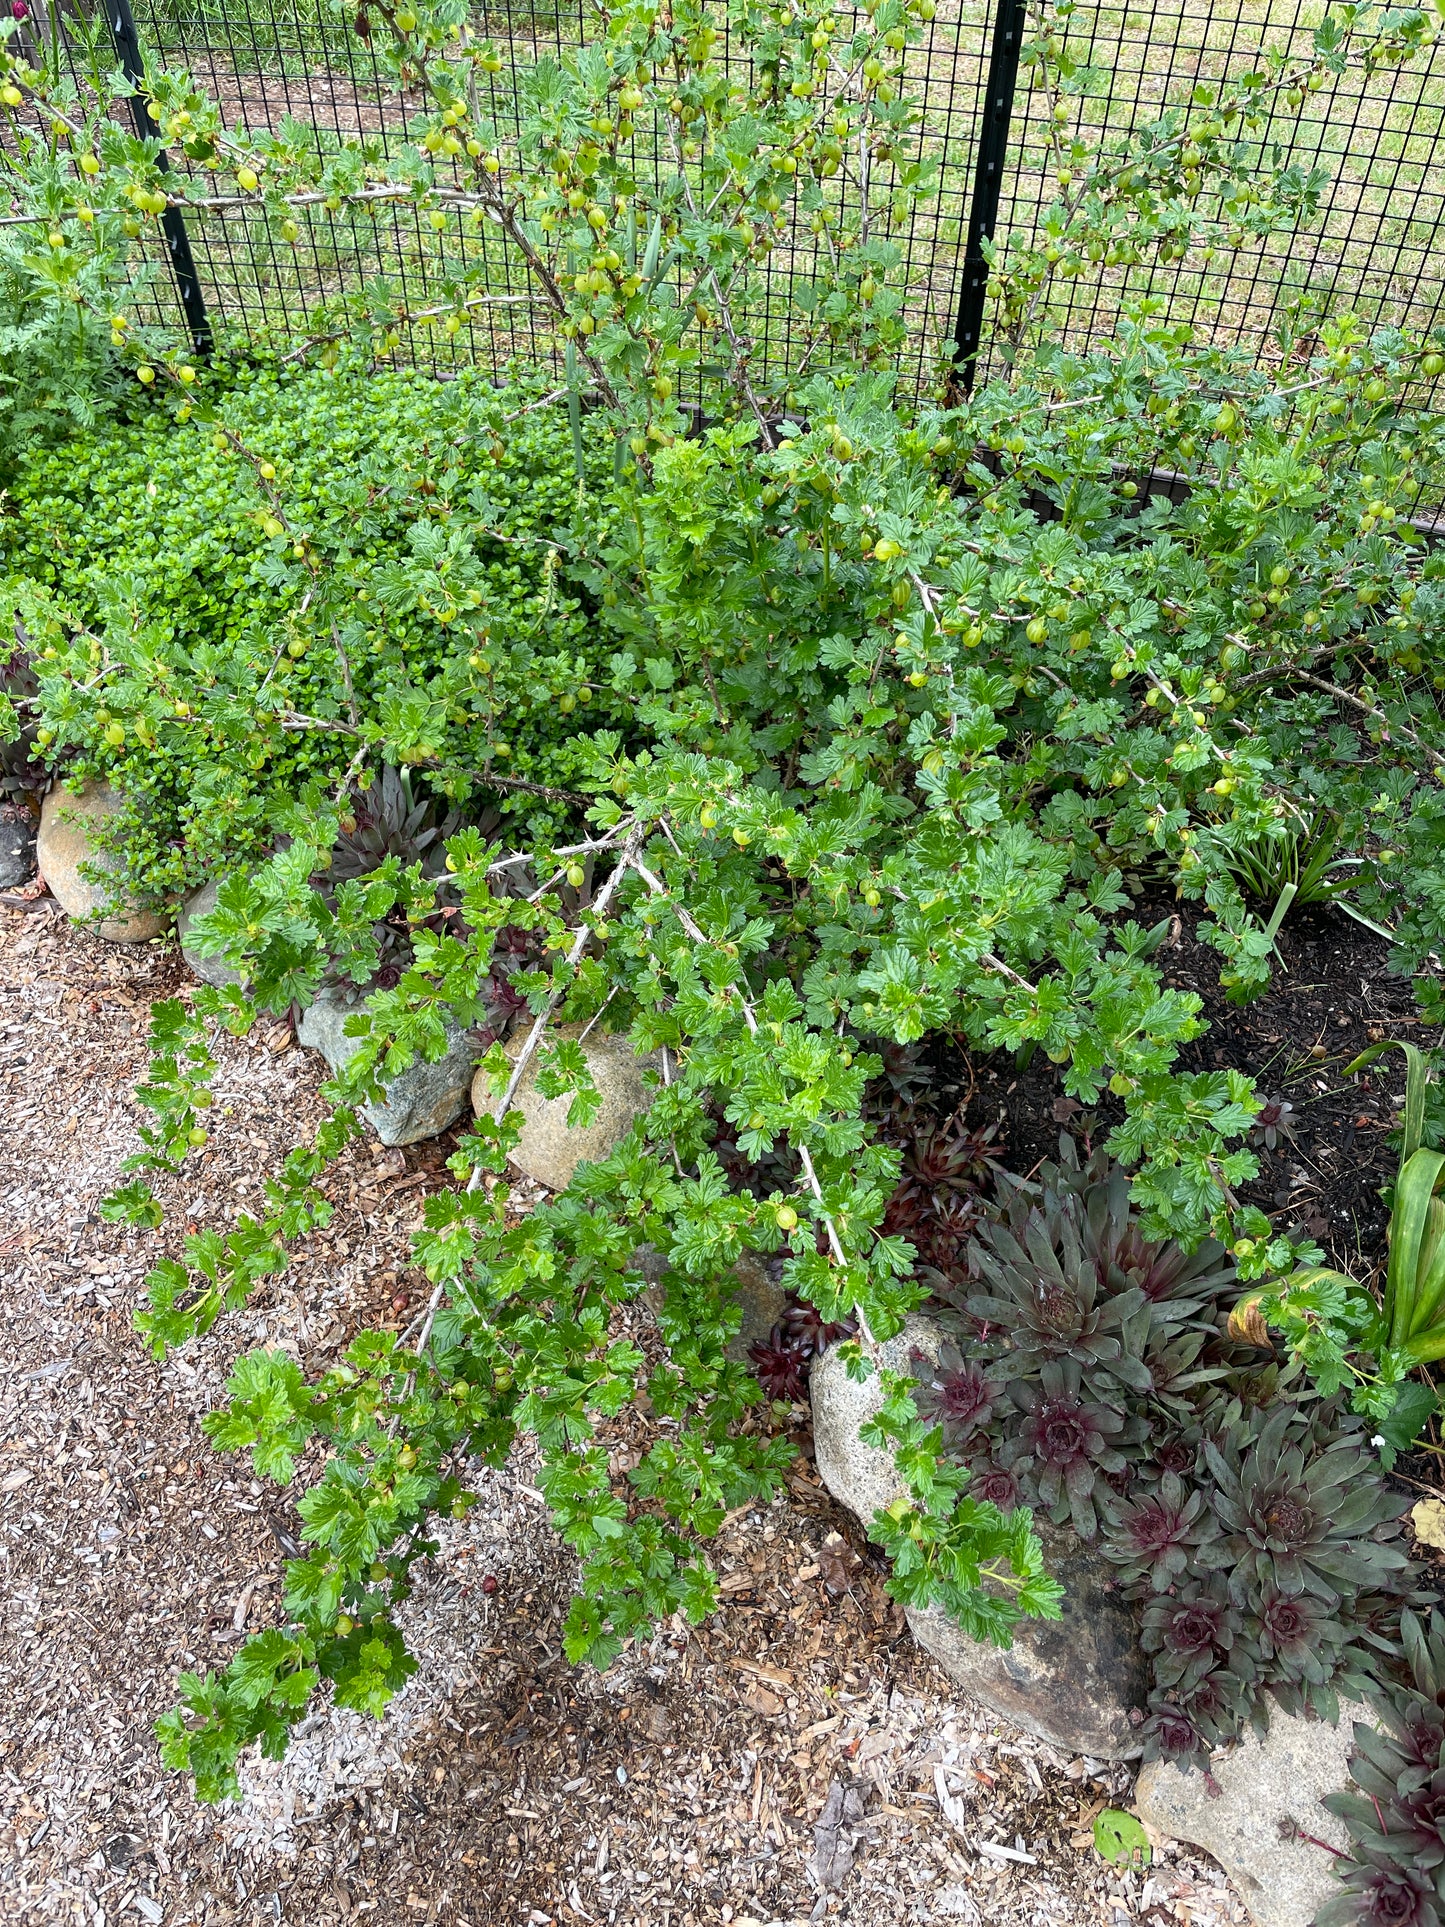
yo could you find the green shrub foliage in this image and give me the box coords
[109,334,1445,1806]
[0,0,1443,1842]
[2,360,617,892]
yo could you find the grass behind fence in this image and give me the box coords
[50,0,1445,392]
[982,0,1445,376]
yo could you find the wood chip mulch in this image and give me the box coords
[1,898,1252,1927]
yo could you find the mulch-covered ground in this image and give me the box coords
[0,898,1266,1927]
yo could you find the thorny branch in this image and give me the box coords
[462,819,642,1196]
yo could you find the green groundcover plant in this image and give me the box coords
[1,0,1444,1879]
[1,356,620,893]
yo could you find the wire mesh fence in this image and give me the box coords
[29,0,1445,394]
[971,0,1445,386]
[88,0,994,388]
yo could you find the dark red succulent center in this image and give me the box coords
[1147,1708,1201,1760]
[1401,1782,1445,1849]
[1129,1498,1187,1553]
[973,1466,1020,1509]
[1361,1866,1433,1926]
[1184,1670,1228,1719]
[1261,1492,1310,1543]
[1404,1710,1445,1767]
[1261,1594,1314,1647]
[1030,1398,1092,1466]
[937,1367,991,1425]
[1098,1224,1187,1301]
[747,1332,808,1402]
[1165,1604,1219,1654]
[1039,1284,1079,1332]
[1105,1227,1148,1280]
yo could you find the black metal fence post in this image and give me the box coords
[950,0,1028,398]
[105,0,212,354]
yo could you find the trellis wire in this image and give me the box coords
[35,0,1445,394]
[967,0,1445,386]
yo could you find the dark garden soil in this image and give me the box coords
[935,897,1427,1283]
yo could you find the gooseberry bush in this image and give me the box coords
[3,0,1445,1818]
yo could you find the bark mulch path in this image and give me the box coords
[1,900,1255,1927]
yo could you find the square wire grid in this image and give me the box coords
[973,0,1445,382]
[25,0,1445,396]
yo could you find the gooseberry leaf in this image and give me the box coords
[1094,1810,1151,1868]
